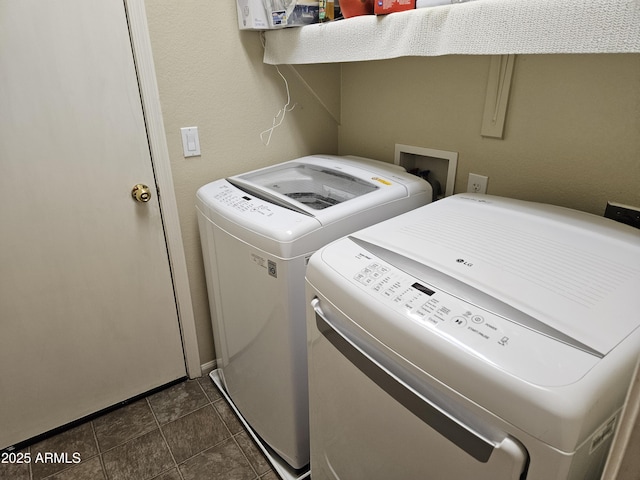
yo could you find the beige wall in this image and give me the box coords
[339,54,640,215]
[144,0,339,365]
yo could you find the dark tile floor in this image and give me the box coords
[0,374,278,480]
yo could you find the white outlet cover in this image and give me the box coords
[467,173,488,194]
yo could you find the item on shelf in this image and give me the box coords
[263,0,640,64]
[320,0,338,20]
[375,0,415,14]
[416,0,474,7]
[236,0,321,30]
[340,0,374,17]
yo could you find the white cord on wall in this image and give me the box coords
[260,31,296,146]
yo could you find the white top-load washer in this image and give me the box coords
[196,154,432,474]
[305,194,640,480]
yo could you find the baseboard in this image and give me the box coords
[200,359,217,376]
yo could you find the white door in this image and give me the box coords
[0,0,186,449]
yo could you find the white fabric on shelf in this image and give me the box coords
[263,0,640,65]
[416,0,456,7]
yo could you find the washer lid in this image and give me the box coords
[233,162,378,212]
[226,155,414,225]
[351,194,640,356]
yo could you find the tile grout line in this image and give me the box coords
[28,445,33,480]
[35,422,105,480]
[181,377,264,478]
[146,397,186,480]
[199,376,264,480]
[230,433,262,480]
[94,395,185,479]
[147,378,237,478]
[168,380,239,468]
[95,426,158,459]
[90,420,110,480]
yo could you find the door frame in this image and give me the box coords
[125,0,201,378]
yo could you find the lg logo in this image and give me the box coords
[456,258,474,267]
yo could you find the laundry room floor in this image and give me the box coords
[1,372,278,480]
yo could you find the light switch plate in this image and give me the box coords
[180,127,201,157]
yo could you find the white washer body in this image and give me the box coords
[196,154,432,469]
[305,194,640,480]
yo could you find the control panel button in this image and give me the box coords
[452,317,467,328]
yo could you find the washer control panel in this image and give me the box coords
[318,237,600,386]
[211,183,275,216]
[198,180,322,241]
[353,259,514,352]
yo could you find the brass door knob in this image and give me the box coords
[131,184,152,203]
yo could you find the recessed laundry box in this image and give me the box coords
[305,193,640,480]
[196,154,432,476]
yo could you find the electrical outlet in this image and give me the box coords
[467,173,489,194]
[604,202,640,229]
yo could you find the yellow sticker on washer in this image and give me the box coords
[372,177,392,185]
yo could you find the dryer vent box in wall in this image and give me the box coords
[394,144,458,201]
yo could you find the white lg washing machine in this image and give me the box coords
[196,154,432,478]
[305,194,640,480]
